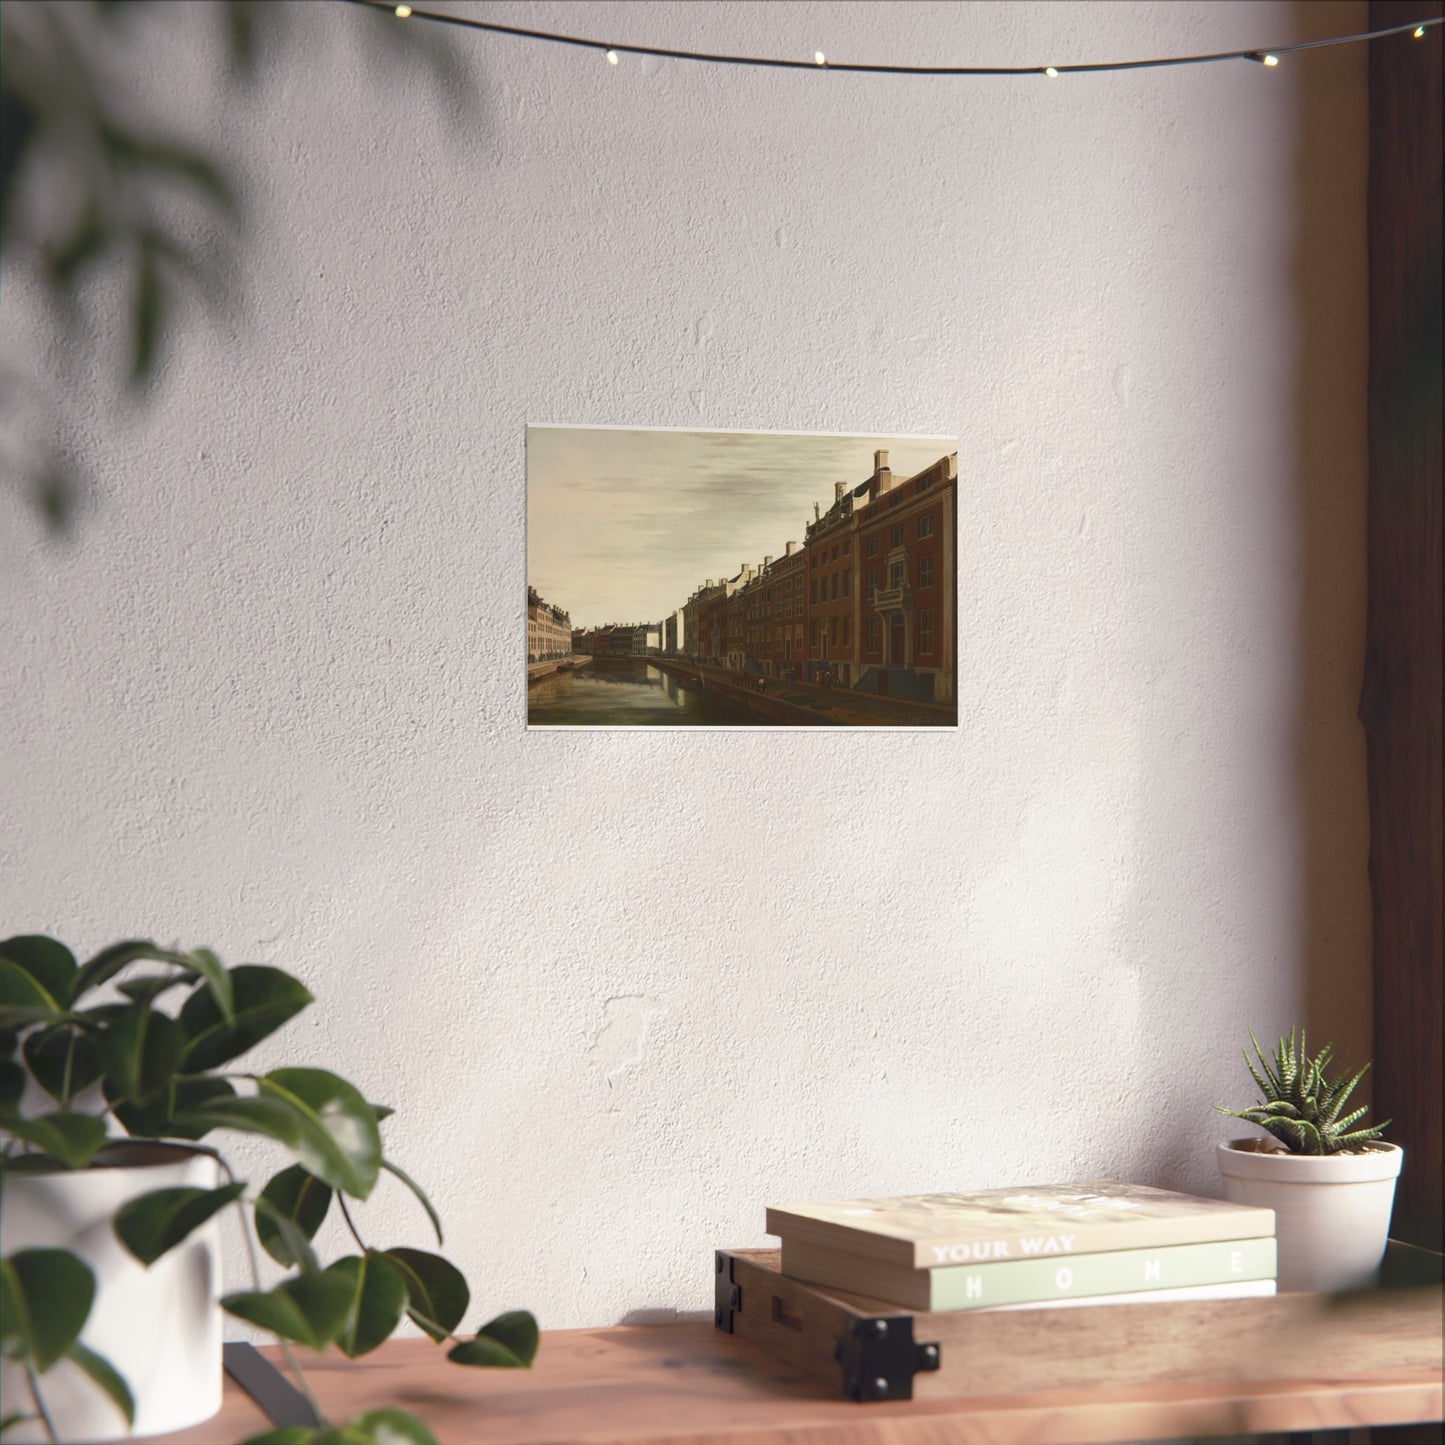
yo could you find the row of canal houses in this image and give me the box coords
[669,449,957,704]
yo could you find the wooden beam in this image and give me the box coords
[1364,0,1444,1266]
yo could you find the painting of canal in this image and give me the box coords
[527,426,958,729]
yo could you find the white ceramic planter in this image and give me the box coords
[0,1141,224,1442]
[1216,1137,1403,1293]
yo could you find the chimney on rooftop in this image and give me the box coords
[764,555,773,568]
[785,540,798,556]
[874,449,893,496]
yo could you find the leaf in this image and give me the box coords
[259,1070,381,1201]
[0,1112,108,1168]
[326,1253,407,1359]
[23,1027,102,1102]
[447,1310,538,1369]
[0,1060,24,1114]
[222,1273,353,1351]
[179,966,313,1071]
[159,1076,239,1141]
[67,1340,135,1426]
[0,1248,95,1371]
[370,1103,394,1122]
[0,960,60,1027]
[129,238,164,389]
[105,1073,236,1143]
[0,938,76,1008]
[382,1248,468,1342]
[380,1158,442,1245]
[72,941,173,1000]
[351,1409,441,1445]
[116,975,191,1007]
[97,1005,187,1103]
[182,948,233,1023]
[113,1182,245,1266]
[256,1165,332,1268]
[1,1414,36,1435]
[252,1196,320,1276]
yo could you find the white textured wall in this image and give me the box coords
[0,1,1370,1331]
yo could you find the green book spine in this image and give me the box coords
[928,1236,1277,1309]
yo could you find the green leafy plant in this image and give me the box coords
[0,934,536,1445]
[1216,1025,1392,1156]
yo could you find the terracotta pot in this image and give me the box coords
[1216,1137,1403,1293]
[0,1141,224,1441]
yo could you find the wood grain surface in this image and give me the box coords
[144,1285,1442,1445]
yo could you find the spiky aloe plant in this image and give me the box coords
[1216,1025,1392,1156]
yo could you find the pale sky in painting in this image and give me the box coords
[527,428,956,629]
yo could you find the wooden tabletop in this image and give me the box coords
[149,1321,1444,1445]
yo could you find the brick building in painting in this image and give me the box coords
[578,447,956,708]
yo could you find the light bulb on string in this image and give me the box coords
[338,2,1442,80]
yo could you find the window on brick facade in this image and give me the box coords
[843,570,851,597]
[867,536,879,557]
[867,570,878,596]
[919,555,934,589]
[831,573,839,601]
[810,554,818,568]
[890,560,904,588]
[867,616,881,653]
[920,610,934,653]
[891,525,903,548]
[811,621,819,648]
[844,540,852,554]
[919,513,935,539]
[832,546,839,561]
[843,616,851,646]
[810,581,817,603]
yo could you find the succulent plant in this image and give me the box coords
[1216,1025,1391,1156]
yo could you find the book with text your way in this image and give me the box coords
[766,1181,1275,1271]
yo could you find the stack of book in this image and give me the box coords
[766,1181,1277,1312]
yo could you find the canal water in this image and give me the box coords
[528,660,760,726]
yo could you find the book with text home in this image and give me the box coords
[779,1234,1278,1310]
[766,1181,1275,1270]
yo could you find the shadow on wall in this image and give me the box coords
[1287,0,1373,1091]
[1130,0,1373,1197]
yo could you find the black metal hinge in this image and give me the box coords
[714,1250,742,1332]
[833,1313,941,1401]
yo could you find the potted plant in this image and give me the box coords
[1215,1024,1402,1293]
[0,934,537,1444]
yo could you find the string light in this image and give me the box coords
[393,3,410,16]
[338,2,1443,78]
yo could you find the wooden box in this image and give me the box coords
[715,1242,1445,1404]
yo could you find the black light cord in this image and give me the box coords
[338,1,1441,77]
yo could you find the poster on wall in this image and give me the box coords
[526,426,959,729]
